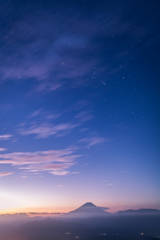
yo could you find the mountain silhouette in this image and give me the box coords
[65,202,110,218]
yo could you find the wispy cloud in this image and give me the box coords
[18,108,94,138]
[75,111,93,122]
[1,1,156,93]
[17,108,88,139]
[29,212,62,215]
[28,109,61,121]
[0,172,13,177]
[0,148,7,151]
[98,207,110,210]
[0,134,12,141]
[0,10,95,91]
[74,100,90,110]
[106,184,114,186]
[19,122,80,138]
[79,137,106,146]
[29,109,42,118]
[0,148,80,176]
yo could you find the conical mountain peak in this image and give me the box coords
[80,202,96,208]
[66,202,110,218]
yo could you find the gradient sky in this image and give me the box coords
[0,0,160,214]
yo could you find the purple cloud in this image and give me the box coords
[75,111,93,122]
[1,1,155,94]
[79,137,106,146]
[19,122,80,138]
[0,12,95,92]
[28,109,61,120]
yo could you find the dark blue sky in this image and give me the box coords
[0,0,159,213]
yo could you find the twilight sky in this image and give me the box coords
[0,0,160,214]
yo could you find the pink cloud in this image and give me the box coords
[0,148,7,151]
[50,171,69,176]
[0,134,12,141]
[0,172,13,177]
[0,148,80,176]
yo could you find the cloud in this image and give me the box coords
[19,122,80,138]
[0,134,12,141]
[0,172,13,177]
[50,171,69,176]
[30,110,42,118]
[99,207,110,210]
[28,109,61,121]
[75,111,93,122]
[18,107,94,140]
[18,108,94,139]
[29,212,62,215]
[0,148,80,176]
[74,100,90,110]
[79,137,105,146]
[0,148,7,151]
[0,9,95,91]
[1,1,156,93]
